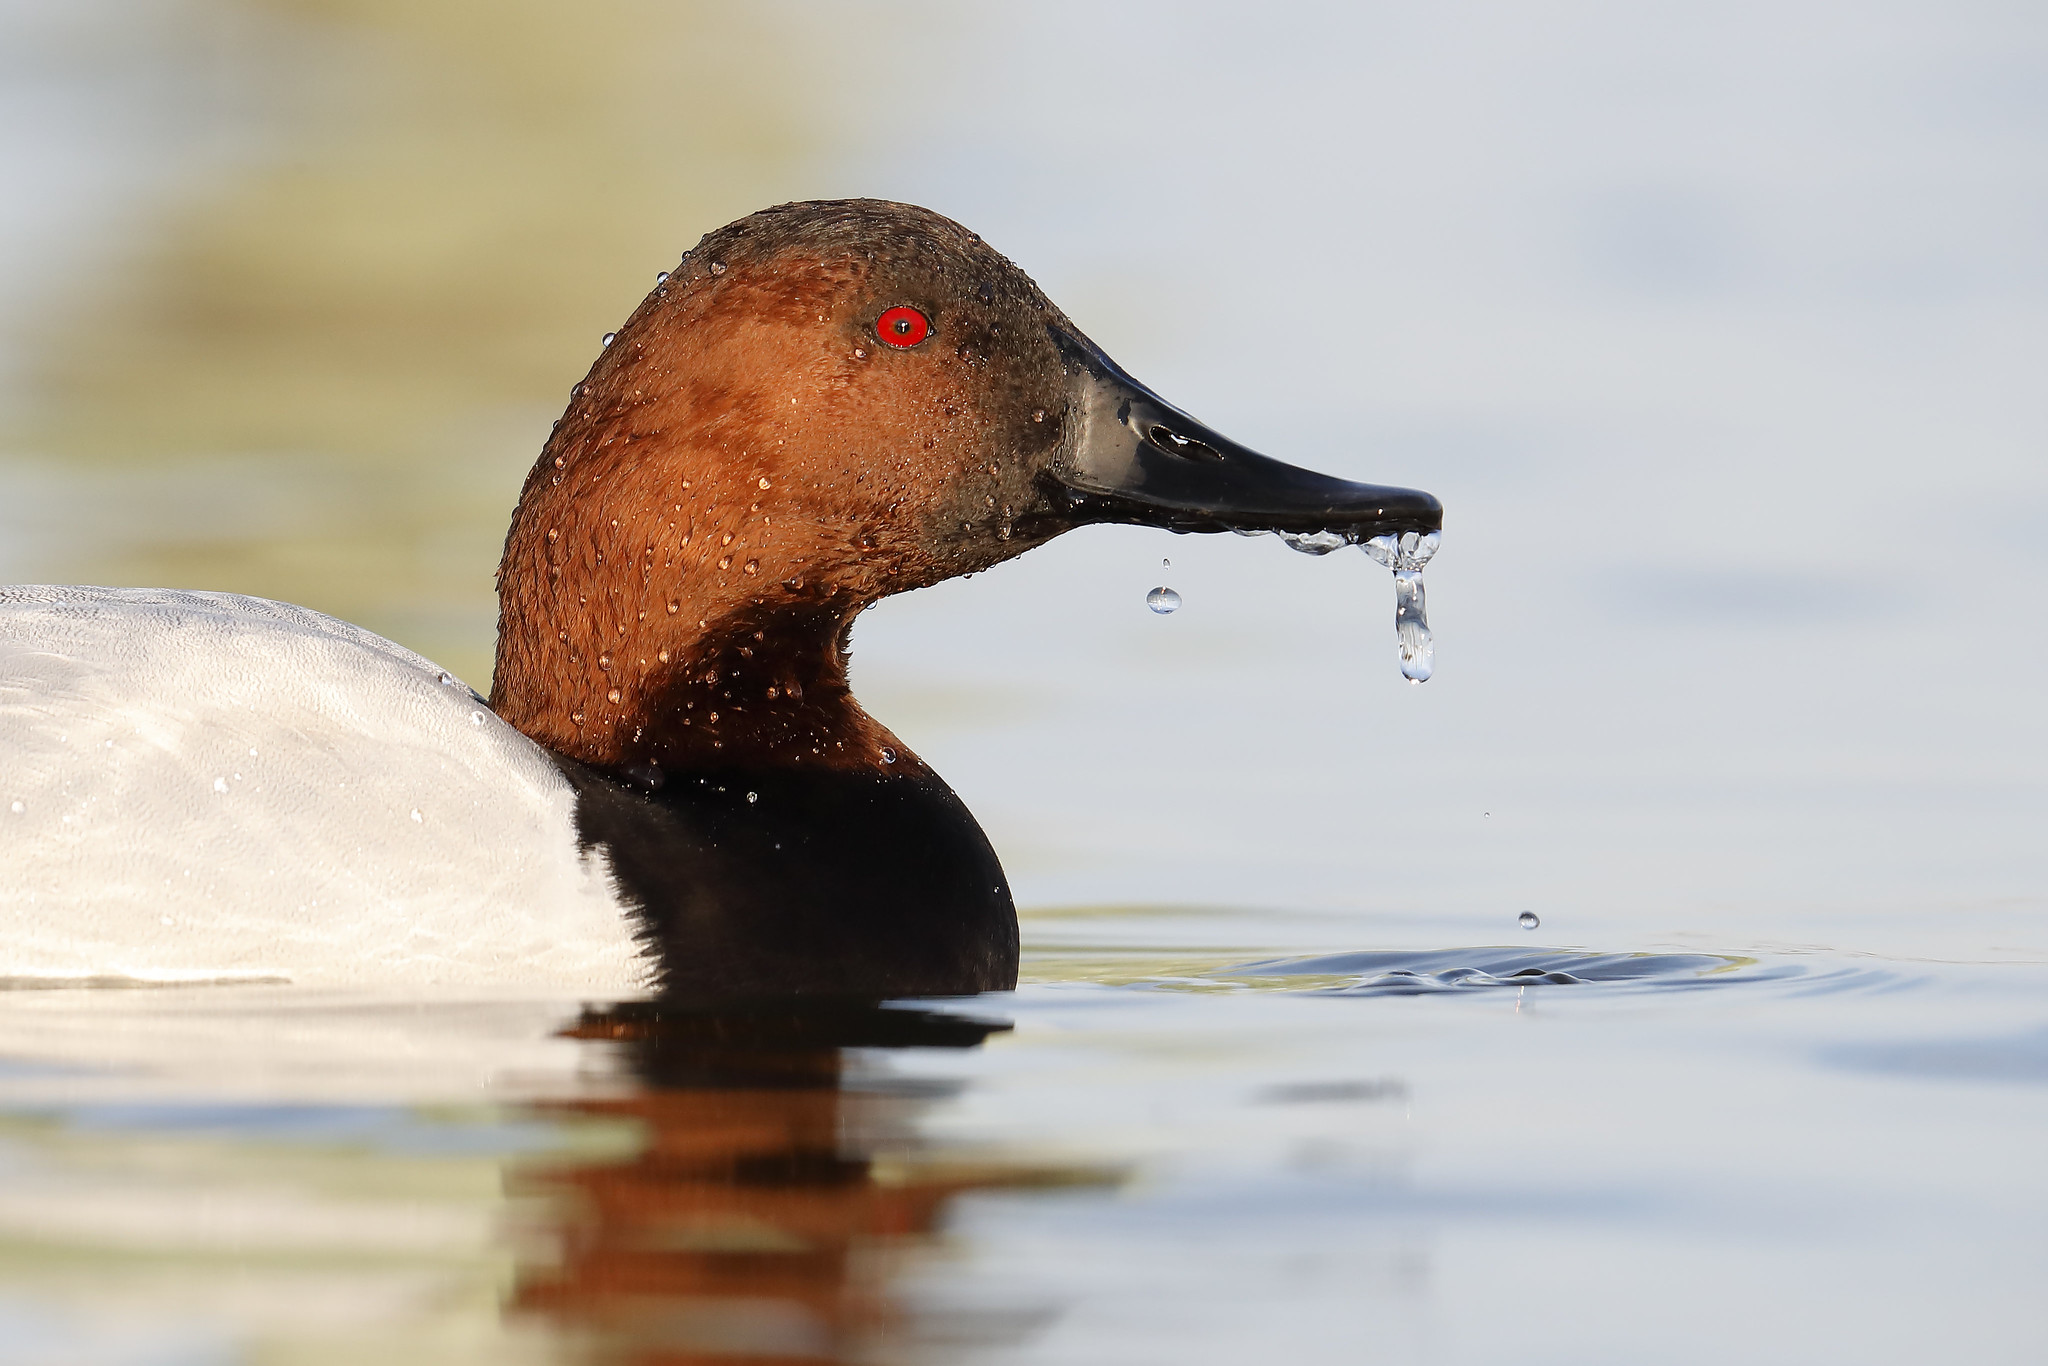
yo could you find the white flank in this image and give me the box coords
[0,587,653,992]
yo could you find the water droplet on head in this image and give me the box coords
[471,710,485,725]
[746,791,759,803]
[411,808,423,823]
[212,777,227,794]
[1518,911,1540,930]
[601,332,616,347]
[709,261,727,276]
[655,270,669,285]
[9,800,22,814]
[437,671,453,686]
[1146,586,1182,615]
[880,746,898,764]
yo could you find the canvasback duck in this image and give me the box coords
[0,200,1440,999]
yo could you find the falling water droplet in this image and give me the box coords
[1364,530,1442,683]
[1393,573,1431,682]
[1146,586,1182,614]
[880,746,898,764]
[1518,911,1540,930]
[1161,557,1171,568]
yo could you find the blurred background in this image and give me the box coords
[5,0,2043,946]
[4,3,2047,1363]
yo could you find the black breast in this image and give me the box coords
[551,757,1019,1001]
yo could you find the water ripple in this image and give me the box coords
[1209,947,1910,997]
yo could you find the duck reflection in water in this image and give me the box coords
[509,1002,1106,1363]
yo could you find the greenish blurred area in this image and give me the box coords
[6,0,833,687]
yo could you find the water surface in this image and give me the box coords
[1,914,2042,1363]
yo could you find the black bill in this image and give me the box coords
[1046,324,1442,540]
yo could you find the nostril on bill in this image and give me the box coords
[1146,425,1224,462]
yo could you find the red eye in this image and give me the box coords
[875,305,931,348]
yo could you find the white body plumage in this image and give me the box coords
[0,587,650,991]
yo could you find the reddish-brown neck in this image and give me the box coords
[488,443,918,773]
[488,258,967,775]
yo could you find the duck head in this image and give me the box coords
[491,199,1441,780]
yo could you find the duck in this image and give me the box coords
[0,200,1441,1000]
